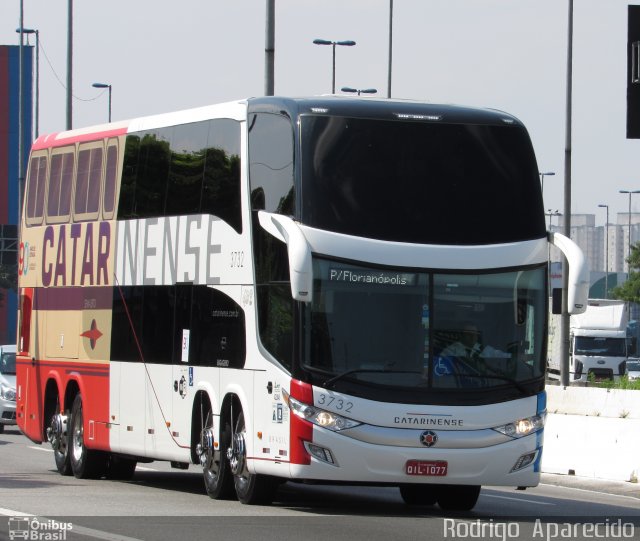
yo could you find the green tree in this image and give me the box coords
[611,242,640,302]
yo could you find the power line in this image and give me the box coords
[37,36,104,102]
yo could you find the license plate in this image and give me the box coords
[405,460,448,476]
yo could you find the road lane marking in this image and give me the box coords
[483,493,554,505]
[28,445,53,452]
[0,507,31,516]
[540,482,640,503]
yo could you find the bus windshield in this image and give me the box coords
[301,258,546,395]
[299,115,545,245]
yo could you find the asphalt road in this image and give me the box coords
[0,427,639,541]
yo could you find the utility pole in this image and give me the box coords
[561,0,573,387]
[387,0,393,98]
[18,0,24,227]
[265,0,275,96]
[66,0,73,129]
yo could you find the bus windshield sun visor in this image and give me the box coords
[258,211,314,302]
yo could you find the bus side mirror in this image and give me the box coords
[548,232,589,315]
[258,211,313,303]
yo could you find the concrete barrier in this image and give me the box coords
[542,386,640,483]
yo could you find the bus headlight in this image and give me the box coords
[493,414,545,438]
[283,390,361,431]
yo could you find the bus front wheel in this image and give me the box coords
[229,411,277,505]
[436,485,481,511]
[399,484,438,506]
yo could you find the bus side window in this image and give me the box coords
[186,286,246,369]
[47,147,74,223]
[201,119,242,233]
[25,154,47,225]
[103,141,118,218]
[74,145,103,221]
[248,113,294,215]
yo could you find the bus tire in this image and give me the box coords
[436,485,481,511]
[69,394,107,479]
[230,411,277,505]
[106,455,137,480]
[201,417,234,500]
[399,484,438,506]
[52,402,71,476]
[0,425,4,434]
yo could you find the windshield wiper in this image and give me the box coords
[454,371,530,395]
[323,369,422,389]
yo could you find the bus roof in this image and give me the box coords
[30,96,524,151]
[246,96,525,127]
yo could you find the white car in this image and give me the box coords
[0,344,17,433]
[626,358,640,381]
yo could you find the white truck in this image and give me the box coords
[547,299,628,382]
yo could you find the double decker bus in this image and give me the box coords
[16,97,588,510]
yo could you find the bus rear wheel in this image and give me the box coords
[69,394,107,479]
[46,396,71,476]
[436,485,481,511]
[106,455,137,480]
[199,412,234,499]
[229,411,277,505]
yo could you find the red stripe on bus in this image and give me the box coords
[16,356,111,451]
[289,379,313,465]
[32,126,128,150]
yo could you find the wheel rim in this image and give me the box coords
[48,412,68,454]
[199,426,223,483]
[228,420,249,492]
[71,404,84,463]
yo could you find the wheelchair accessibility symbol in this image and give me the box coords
[433,356,454,377]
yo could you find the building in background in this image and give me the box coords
[551,212,640,298]
[0,45,33,344]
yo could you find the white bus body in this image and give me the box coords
[17,97,588,510]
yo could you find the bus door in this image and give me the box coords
[168,285,196,457]
[16,288,42,441]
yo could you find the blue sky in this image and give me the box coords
[1,0,639,223]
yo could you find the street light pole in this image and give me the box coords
[18,0,24,231]
[619,190,640,276]
[313,39,356,94]
[92,83,112,122]
[66,0,73,130]
[264,0,275,96]
[546,209,561,230]
[539,171,555,200]
[598,204,609,299]
[388,0,393,98]
[16,28,39,137]
[560,0,574,388]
